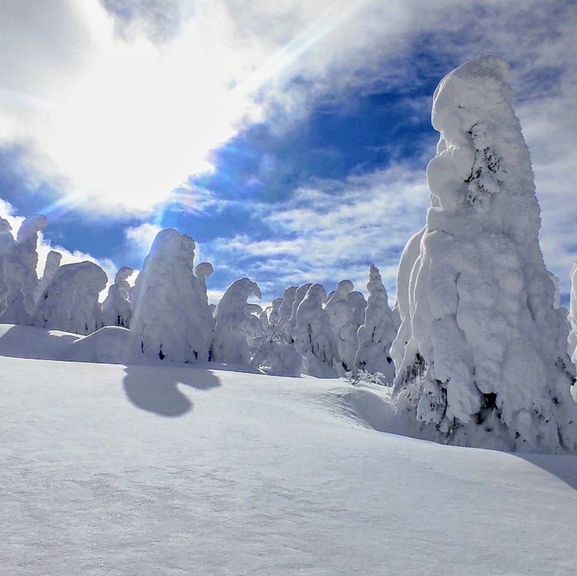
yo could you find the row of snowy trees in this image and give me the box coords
[2,57,577,452]
[0,219,400,381]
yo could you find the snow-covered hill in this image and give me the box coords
[2,325,577,575]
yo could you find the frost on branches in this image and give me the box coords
[33,261,107,335]
[354,265,397,382]
[102,267,133,328]
[0,215,47,324]
[392,57,577,452]
[211,278,261,366]
[131,229,213,363]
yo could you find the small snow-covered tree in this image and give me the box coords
[102,267,133,328]
[35,250,62,304]
[293,283,337,378]
[275,286,298,343]
[1,215,47,324]
[131,229,213,363]
[211,278,261,366]
[392,57,577,452]
[33,261,107,334]
[0,217,16,316]
[354,265,398,381]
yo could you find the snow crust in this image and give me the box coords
[392,57,577,452]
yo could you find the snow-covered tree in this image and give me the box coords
[35,250,62,304]
[211,278,261,366]
[569,264,577,365]
[275,286,298,343]
[392,57,577,452]
[33,261,107,335]
[0,215,47,324]
[131,229,213,363]
[354,265,398,381]
[102,267,133,328]
[293,283,337,377]
[0,217,16,317]
[326,280,360,372]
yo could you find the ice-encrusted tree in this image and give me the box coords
[33,261,107,334]
[326,280,363,372]
[102,267,133,328]
[1,215,48,324]
[569,265,577,365]
[293,283,337,377]
[354,265,397,381]
[211,278,262,366]
[0,217,17,317]
[392,57,577,452]
[131,229,213,363]
[35,250,62,304]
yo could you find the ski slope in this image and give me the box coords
[1,325,577,575]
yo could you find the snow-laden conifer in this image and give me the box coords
[35,250,62,304]
[1,215,47,324]
[392,57,577,452]
[131,229,213,363]
[211,278,261,366]
[354,265,397,381]
[102,267,133,328]
[33,261,107,334]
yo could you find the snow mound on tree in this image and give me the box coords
[392,57,577,453]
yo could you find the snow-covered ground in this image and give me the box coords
[2,324,577,575]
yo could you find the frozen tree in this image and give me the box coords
[267,297,283,328]
[211,278,261,366]
[293,284,337,378]
[274,286,298,343]
[194,262,213,300]
[392,57,577,452]
[326,280,359,372]
[131,229,213,363]
[33,261,107,335]
[35,250,62,304]
[1,215,47,324]
[102,267,133,328]
[354,266,398,381]
[569,264,577,365]
[0,218,16,317]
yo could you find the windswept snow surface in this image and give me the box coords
[2,327,577,575]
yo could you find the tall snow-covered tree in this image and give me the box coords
[0,217,16,317]
[392,57,577,452]
[354,265,397,381]
[1,215,47,324]
[293,283,337,378]
[102,267,133,328]
[131,229,213,363]
[33,261,107,335]
[35,250,62,304]
[211,278,261,366]
[569,264,577,365]
[326,280,362,372]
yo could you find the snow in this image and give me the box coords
[392,57,577,452]
[2,331,577,575]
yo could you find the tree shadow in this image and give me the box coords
[123,364,221,418]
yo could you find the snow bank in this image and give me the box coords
[392,57,577,452]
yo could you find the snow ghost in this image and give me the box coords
[0,215,47,324]
[392,57,577,452]
[293,283,338,378]
[33,261,107,335]
[354,266,397,381]
[131,229,213,363]
[211,278,262,366]
[102,267,133,328]
[35,250,62,304]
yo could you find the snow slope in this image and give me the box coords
[2,327,577,575]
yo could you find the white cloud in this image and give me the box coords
[125,222,162,256]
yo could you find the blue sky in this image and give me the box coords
[1,0,576,303]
